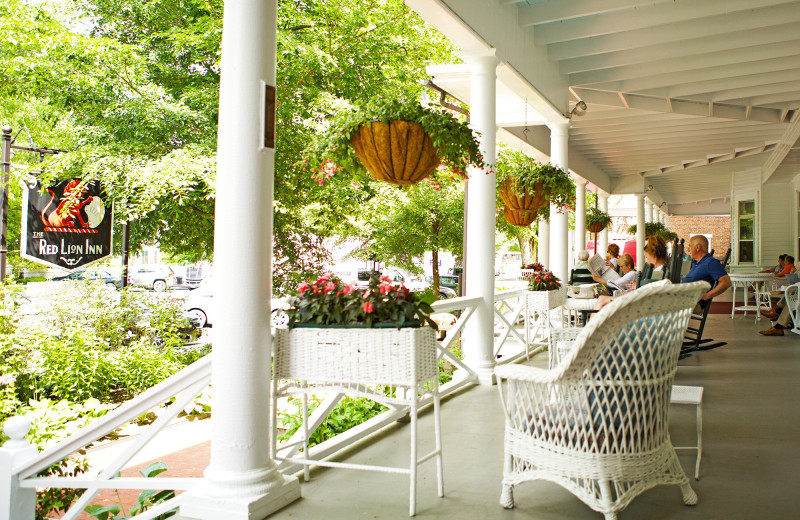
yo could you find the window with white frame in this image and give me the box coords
[738,200,755,263]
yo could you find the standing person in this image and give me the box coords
[681,235,731,303]
[606,244,620,270]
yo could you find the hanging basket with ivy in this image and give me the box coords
[586,207,612,233]
[304,98,484,186]
[495,148,575,226]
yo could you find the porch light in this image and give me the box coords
[569,100,587,118]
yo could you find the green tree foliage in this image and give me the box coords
[1,0,459,288]
[346,180,465,294]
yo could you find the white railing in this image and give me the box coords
[2,289,549,518]
[1,356,212,520]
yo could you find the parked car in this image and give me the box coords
[52,268,121,288]
[127,265,175,291]
[426,274,460,295]
[179,280,288,328]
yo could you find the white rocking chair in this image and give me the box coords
[495,280,708,519]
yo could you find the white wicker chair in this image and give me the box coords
[784,282,800,335]
[495,280,709,520]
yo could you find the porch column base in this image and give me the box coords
[180,471,300,520]
[473,363,497,386]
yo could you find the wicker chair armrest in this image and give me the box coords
[495,363,559,384]
[550,327,582,343]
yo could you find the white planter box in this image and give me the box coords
[525,286,567,312]
[272,326,439,387]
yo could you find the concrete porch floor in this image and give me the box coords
[265,312,800,520]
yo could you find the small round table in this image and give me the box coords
[728,272,775,322]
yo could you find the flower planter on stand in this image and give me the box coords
[351,121,441,185]
[271,326,443,516]
[525,286,567,355]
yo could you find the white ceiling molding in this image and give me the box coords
[762,112,800,182]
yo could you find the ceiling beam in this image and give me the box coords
[662,69,800,99]
[558,22,800,74]
[547,3,800,61]
[572,88,785,123]
[638,144,776,176]
[762,112,800,182]
[533,0,800,45]
[518,0,676,26]
[570,46,800,90]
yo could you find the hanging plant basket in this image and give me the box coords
[587,222,607,233]
[351,121,441,185]
[503,207,537,227]
[499,178,548,213]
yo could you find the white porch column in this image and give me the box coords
[574,179,587,258]
[538,218,550,266]
[598,192,609,257]
[181,0,300,518]
[463,51,498,386]
[635,194,646,269]
[646,200,654,223]
[549,122,570,282]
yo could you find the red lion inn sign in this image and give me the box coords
[21,179,113,271]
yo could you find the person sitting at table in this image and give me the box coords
[592,254,637,310]
[774,255,796,278]
[681,235,732,304]
[760,254,787,274]
[606,244,620,270]
[574,250,590,270]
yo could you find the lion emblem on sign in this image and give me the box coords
[41,179,105,230]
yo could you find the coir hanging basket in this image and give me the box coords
[498,178,548,213]
[350,121,441,185]
[587,222,607,233]
[503,207,537,227]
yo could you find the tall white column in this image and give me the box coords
[635,194,646,269]
[538,218,550,266]
[598,192,609,258]
[549,122,570,282]
[463,51,498,386]
[181,1,300,518]
[646,200,654,223]
[574,179,587,258]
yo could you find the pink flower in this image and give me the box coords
[298,281,311,294]
[323,281,335,293]
[536,278,541,283]
[379,282,392,295]
[380,275,392,283]
[363,289,371,299]
[362,301,374,313]
[312,284,320,294]
[342,283,358,295]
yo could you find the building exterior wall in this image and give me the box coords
[666,216,731,258]
[760,182,795,269]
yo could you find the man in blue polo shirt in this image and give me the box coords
[682,235,731,303]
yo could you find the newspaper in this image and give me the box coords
[587,254,620,283]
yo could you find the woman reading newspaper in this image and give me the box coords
[591,254,638,310]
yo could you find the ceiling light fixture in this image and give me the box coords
[568,100,587,118]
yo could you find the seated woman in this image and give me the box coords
[592,253,637,310]
[606,244,620,270]
[592,238,668,310]
[774,255,796,278]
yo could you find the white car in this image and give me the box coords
[180,281,287,328]
[127,265,175,291]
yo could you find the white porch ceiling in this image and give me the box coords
[410,0,800,215]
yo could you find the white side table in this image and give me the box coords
[671,385,703,480]
[729,273,774,322]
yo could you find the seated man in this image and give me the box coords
[681,235,732,305]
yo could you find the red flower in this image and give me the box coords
[536,278,541,283]
[342,283,357,295]
[312,284,320,294]
[379,282,392,295]
[380,275,392,283]
[323,281,335,293]
[298,281,311,294]
[363,289,371,299]
[362,301,374,313]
